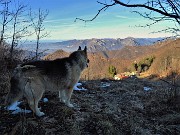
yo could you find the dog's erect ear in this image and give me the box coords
[78,46,81,51]
[84,46,87,52]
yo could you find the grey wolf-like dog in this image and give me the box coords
[6,46,89,116]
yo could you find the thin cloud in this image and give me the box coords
[115,15,130,19]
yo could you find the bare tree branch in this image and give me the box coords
[29,8,49,60]
[75,0,180,37]
[9,3,30,59]
[0,1,14,46]
[113,0,180,22]
[75,1,116,22]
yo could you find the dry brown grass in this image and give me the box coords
[1,38,180,134]
[1,73,180,134]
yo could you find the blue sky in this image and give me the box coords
[23,0,174,40]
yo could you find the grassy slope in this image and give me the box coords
[1,39,180,134]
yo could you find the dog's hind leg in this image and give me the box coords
[28,100,44,117]
[5,77,23,107]
[25,80,45,117]
[64,87,74,108]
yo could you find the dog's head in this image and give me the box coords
[69,46,89,70]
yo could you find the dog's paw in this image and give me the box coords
[67,103,74,108]
[59,99,65,103]
[37,111,45,117]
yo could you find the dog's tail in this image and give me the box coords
[5,64,36,106]
[5,76,23,106]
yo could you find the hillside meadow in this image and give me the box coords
[0,38,180,134]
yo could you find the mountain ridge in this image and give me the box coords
[50,37,163,52]
[22,37,164,53]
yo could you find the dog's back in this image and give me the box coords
[21,57,80,89]
[21,58,70,77]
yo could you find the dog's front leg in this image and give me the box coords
[64,87,74,107]
[59,90,65,103]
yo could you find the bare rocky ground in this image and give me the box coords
[0,77,180,135]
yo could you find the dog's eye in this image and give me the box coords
[87,59,90,63]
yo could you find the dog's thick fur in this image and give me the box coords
[6,46,89,116]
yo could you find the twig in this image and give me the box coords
[75,1,116,22]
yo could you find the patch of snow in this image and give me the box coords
[43,98,48,103]
[101,82,111,88]
[12,109,31,115]
[7,101,32,114]
[144,87,152,91]
[74,82,87,91]
[7,101,21,111]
